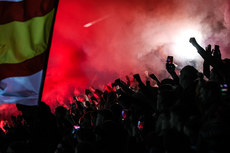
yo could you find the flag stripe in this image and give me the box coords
[0,70,43,106]
[0,0,56,24]
[0,51,46,81]
[0,0,23,2]
[0,9,54,64]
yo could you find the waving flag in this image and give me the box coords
[0,0,58,105]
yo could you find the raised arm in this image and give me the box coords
[166,63,179,84]
[189,37,222,69]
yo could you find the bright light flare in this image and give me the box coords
[83,15,110,28]
[83,23,93,28]
[172,29,203,60]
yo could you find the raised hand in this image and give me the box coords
[213,45,221,60]
[189,37,198,47]
[133,74,141,82]
[166,63,175,73]
[149,74,161,86]
[205,44,212,55]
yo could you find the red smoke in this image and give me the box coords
[1,0,230,117]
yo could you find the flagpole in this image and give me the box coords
[38,0,59,105]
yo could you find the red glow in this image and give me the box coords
[138,121,144,130]
[1,0,230,119]
[41,0,230,112]
[0,120,7,133]
[103,84,114,93]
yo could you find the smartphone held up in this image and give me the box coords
[166,56,175,71]
[167,56,173,64]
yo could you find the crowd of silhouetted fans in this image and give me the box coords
[0,38,230,153]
